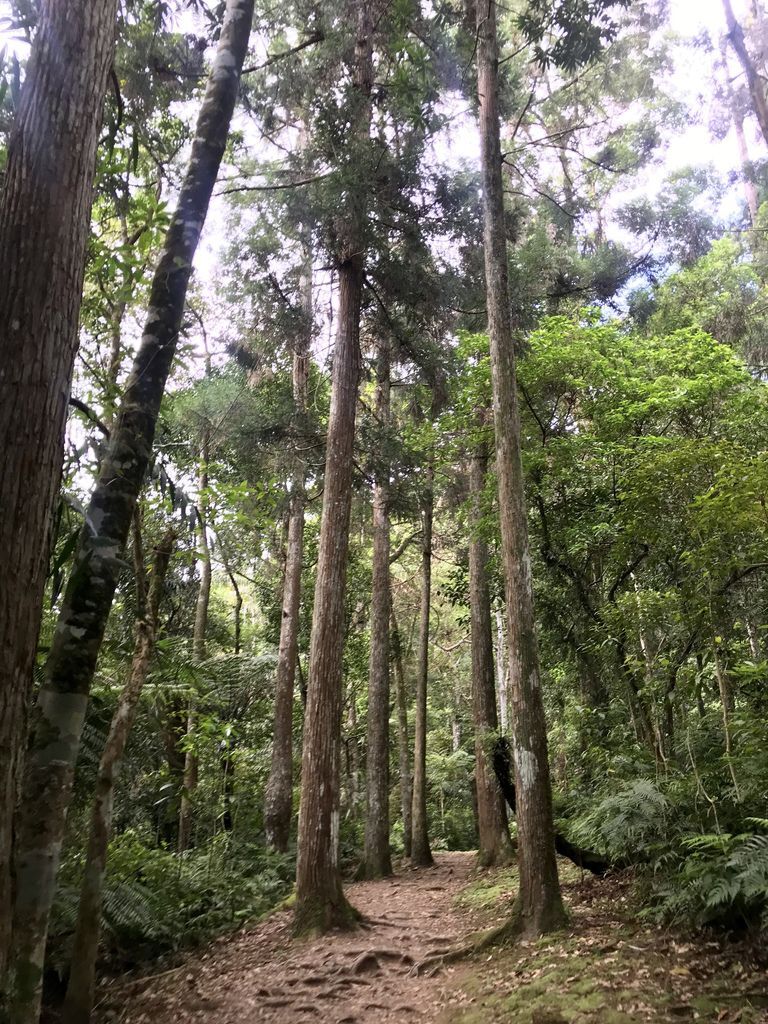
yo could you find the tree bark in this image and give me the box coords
[410,465,434,868]
[723,0,768,149]
[363,338,393,878]
[224,560,243,655]
[345,681,363,819]
[391,607,413,858]
[468,438,514,868]
[476,0,566,936]
[294,2,374,935]
[0,0,117,983]
[6,5,254,1017]
[494,608,509,733]
[62,530,175,1024]
[293,266,364,932]
[264,225,312,853]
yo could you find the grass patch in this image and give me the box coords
[446,862,768,1023]
[455,867,518,914]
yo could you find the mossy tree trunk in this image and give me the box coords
[5,5,254,1017]
[475,0,566,936]
[62,529,175,1024]
[0,0,118,986]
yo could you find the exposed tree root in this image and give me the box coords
[409,908,525,976]
[292,894,362,939]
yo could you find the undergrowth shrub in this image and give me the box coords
[648,828,768,931]
[48,830,293,978]
[562,758,768,936]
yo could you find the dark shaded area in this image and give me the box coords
[492,737,612,876]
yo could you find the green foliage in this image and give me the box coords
[649,832,768,933]
[28,0,768,996]
[50,831,293,974]
[568,779,670,861]
[518,0,630,71]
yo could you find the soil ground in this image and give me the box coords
[93,852,768,1024]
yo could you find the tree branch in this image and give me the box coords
[242,32,324,75]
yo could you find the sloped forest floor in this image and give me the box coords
[92,852,768,1024]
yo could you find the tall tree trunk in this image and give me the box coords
[0,0,117,982]
[475,0,565,936]
[410,465,434,868]
[733,111,760,224]
[294,2,374,934]
[220,556,242,833]
[710,617,742,800]
[363,338,393,878]
[722,0,768,148]
[6,6,253,1017]
[391,607,413,858]
[468,438,514,868]
[179,432,211,854]
[494,608,509,733]
[264,226,311,853]
[62,529,175,1024]
[224,560,243,655]
[345,681,363,819]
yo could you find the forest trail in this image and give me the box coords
[96,852,476,1024]
[94,851,768,1024]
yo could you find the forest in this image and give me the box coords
[1,0,768,1021]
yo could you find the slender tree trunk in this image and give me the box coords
[723,0,768,148]
[159,699,188,843]
[62,530,175,1024]
[575,643,608,713]
[0,0,118,984]
[6,7,253,1017]
[363,338,393,878]
[635,586,668,767]
[468,439,514,868]
[179,437,211,854]
[264,226,311,853]
[744,605,762,660]
[494,608,509,733]
[452,712,462,753]
[734,112,759,224]
[391,607,413,859]
[476,0,565,936]
[410,466,434,868]
[695,654,706,718]
[345,682,363,819]
[224,562,243,655]
[711,621,742,800]
[218,557,242,833]
[294,3,374,935]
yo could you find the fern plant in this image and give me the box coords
[48,829,294,975]
[568,779,671,861]
[645,831,768,933]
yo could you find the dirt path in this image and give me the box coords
[97,852,477,1024]
[96,854,768,1024]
